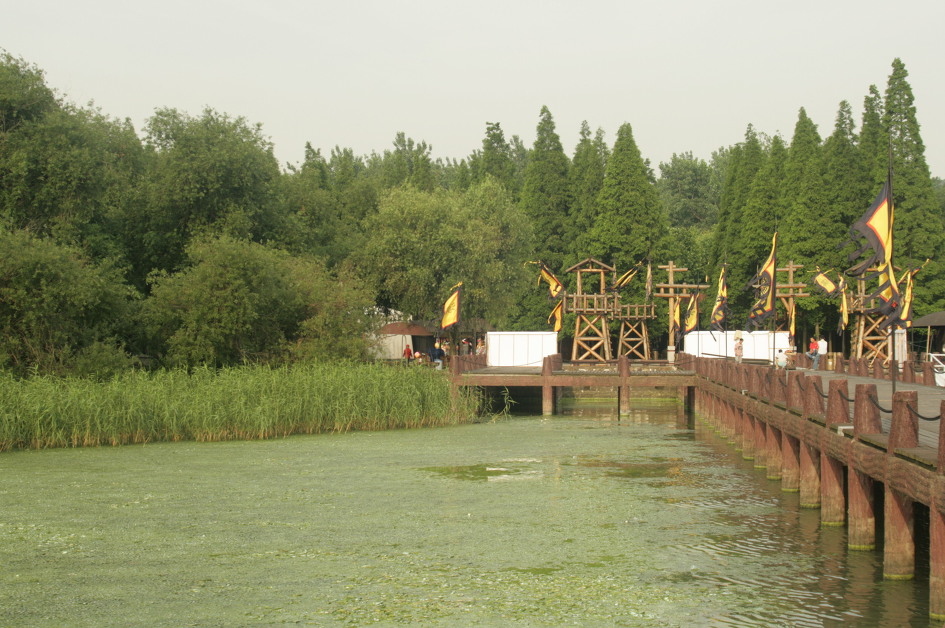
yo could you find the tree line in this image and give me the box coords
[1,51,943,376]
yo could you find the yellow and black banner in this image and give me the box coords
[709,266,728,332]
[612,263,641,292]
[684,293,699,334]
[534,262,564,298]
[548,299,564,332]
[441,282,462,330]
[747,232,777,329]
[810,268,839,297]
[845,179,893,277]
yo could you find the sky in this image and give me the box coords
[5,0,945,176]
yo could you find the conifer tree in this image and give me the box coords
[584,123,667,271]
[822,101,871,229]
[710,126,764,272]
[568,121,607,261]
[858,85,887,190]
[779,108,831,270]
[520,106,571,269]
[469,122,516,193]
[882,58,944,310]
[726,135,786,319]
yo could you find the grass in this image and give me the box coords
[0,362,478,451]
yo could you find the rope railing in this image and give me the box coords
[812,379,829,399]
[837,390,855,403]
[905,404,941,422]
[867,394,892,415]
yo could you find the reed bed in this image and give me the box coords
[0,363,478,451]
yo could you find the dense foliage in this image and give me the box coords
[0,50,942,376]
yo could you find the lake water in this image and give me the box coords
[0,402,935,626]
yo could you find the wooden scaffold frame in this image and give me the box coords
[652,261,708,361]
[566,259,615,362]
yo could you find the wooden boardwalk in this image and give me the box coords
[811,368,945,448]
[450,354,696,415]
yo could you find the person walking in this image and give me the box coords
[734,338,744,364]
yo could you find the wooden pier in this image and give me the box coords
[450,353,696,415]
[685,353,945,621]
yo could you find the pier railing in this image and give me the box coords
[686,353,945,471]
[790,351,940,386]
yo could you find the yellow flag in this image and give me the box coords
[548,299,564,332]
[684,294,699,333]
[441,283,462,329]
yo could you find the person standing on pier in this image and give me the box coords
[734,337,744,363]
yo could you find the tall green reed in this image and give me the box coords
[0,363,478,452]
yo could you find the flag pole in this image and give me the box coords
[889,139,897,395]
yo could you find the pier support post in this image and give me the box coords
[618,355,631,415]
[799,443,821,508]
[883,391,919,580]
[753,416,767,469]
[848,469,875,550]
[781,432,800,492]
[931,506,945,619]
[820,454,845,525]
[884,487,915,580]
[741,410,755,461]
[766,425,782,481]
[541,355,555,416]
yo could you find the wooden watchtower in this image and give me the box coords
[652,261,708,361]
[852,277,889,363]
[566,259,615,362]
[614,301,656,359]
[776,260,809,337]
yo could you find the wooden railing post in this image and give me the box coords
[889,390,919,451]
[853,384,883,436]
[826,378,850,426]
[804,375,826,419]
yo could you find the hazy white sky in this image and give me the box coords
[5,0,945,175]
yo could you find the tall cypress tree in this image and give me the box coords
[858,85,887,190]
[779,108,831,270]
[568,121,607,262]
[710,125,764,272]
[726,135,786,319]
[883,58,944,310]
[520,106,571,269]
[469,122,516,193]
[584,123,667,271]
[823,101,871,229]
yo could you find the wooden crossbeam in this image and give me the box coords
[617,319,651,359]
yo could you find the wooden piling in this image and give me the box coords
[766,424,782,481]
[848,468,876,550]
[799,442,821,508]
[781,432,800,492]
[884,391,919,580]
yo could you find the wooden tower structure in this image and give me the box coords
[775,260,809,338]
[614,302,656,359]
[852,277,889,363]
[566,259,615,362]
[652,261,708,361]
